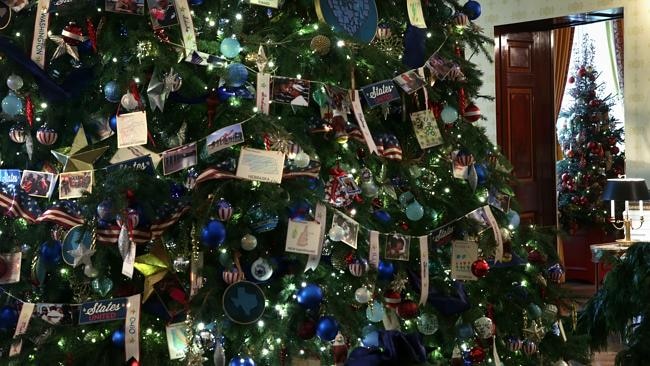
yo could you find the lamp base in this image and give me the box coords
[615,238,636,246]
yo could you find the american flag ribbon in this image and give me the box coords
[196,160,321,185]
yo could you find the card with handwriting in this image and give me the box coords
[410,110,443,149]
[165,322,188,360]
[285,220,321,256]
[451,240,478,281]
[236,148,285,184]
[117,111,148,148]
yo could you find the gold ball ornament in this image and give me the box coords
[310,35,331,56]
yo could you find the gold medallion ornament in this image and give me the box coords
[310,35,331,56]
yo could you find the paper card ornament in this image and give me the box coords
[0,252,21,284]
[285,220,321,255]
[330,211,359,249]
[222,281,266,324]
[165,322,188,360]
[116,111,148,148]
[236,148,285,184]
[451,240,478,281]
[410,110,443,149]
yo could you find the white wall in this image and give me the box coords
[474,0,650,178]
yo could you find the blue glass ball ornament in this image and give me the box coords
[200,220,227,248]
[189,0,204,5]
[316,316,339,341]
[0,306,18,332]
[118,23,128,37]
[475,164,488,185]
[39,240,62,266]
[405,200,425,221]
[103,81,121,103]
[440,105,459,123]
[225,63,249,87]
[217,86,236,102]
[1,93,23,117]
[366,301,385,322]
[377,260,395,281]
[111,329,125,348]
[220,38,242,58]
[463,1,482,20]
[296,283,323,309]
[362,326,380,347]
[96,200,114,221]
[507,210,521,228]
[108,114,118,132]
[246,204,279,233]
[288,199,313,221]
[373,210,392,224]
[456,323,475,339]
[229,356,255,366]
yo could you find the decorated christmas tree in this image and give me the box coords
[0,0,588,365]
[556,35,625,234]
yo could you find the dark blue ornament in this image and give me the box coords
[201,220,227,248]
[229,356,255,366]
[225,63,248,87]
[108,114,118,132]
[40,240,62,266]
[170,183,186,200]
[377,260,395,281]
[463,1,482,20]
[103,81,120,103]
[97,219,111,229]
[217,86,236,102]
[373,210,392,224]
[118,23,128,37]
[296,283,323,309]
[403,25,426,69]
[475,164,488,185]
[288,199,313,221]
[97,200,114,221]
[0,306,18,332]
[189,0,203,5]
[111,329,125,348]
[316,316,339,341]
[79,40,93,54]
[456,323,474,339]
[246,204,279,233]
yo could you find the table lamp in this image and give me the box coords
[602,178,650,244]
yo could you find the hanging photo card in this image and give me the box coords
[165,322,188,360]
[110,145,162,168]
[394,70,425,94]
[0,252,21,284]
[451,151,469,179]
[236,148,285,184]
[285,220,321,256]
[0,2,10,30]
[20,170,56,198]
[361,80,400,108]
[205,123,244,156]
[410,110,443,149]
[248,0,279,8]
[146,0,178,29]
[162,142,197,175]
[105,0,145,15]
[451,240,478,281]
[385,234,410,261]
[117,111,148,148]
[272,77,310,107]
[33,303,78,325]
[331,211,359,249]
[59,170,93,199]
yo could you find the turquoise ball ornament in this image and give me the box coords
[225,63,249,87]
[405,200,424,221]
[1,93,23,117]
[220,38,242,58]
[440,105,459,123]
[103,81,120,103]
[366,301,385,322]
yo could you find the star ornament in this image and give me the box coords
[67,243,95,267]
[522,320,546,343]
[134,241,171,301]
[48,34,81,62]
[51,126,109,172]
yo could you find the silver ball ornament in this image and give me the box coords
[240,234,258,251]
[473,316,494,339]
[293,151,311,168]
[6,75,24,91]
[354,287,371,303]
[328,225,346,242]
[173,256,190,272]
[416,313,439,335]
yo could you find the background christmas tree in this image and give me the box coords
[0,0,589,365]
[556,35,625,234]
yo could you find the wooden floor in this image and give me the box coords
[565,282,621,366]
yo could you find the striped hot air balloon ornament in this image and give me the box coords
[506,337,523,352]
[36,126,58,146]
[215,199,233,221]
[222,268,245,284]
[522,340,537,355]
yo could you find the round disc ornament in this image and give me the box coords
[61,225,93,266]
[315,0,378,44]
[222,281,266,324]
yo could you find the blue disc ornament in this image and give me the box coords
[222,281,266,324]
[229,356,255,366]
[220,38,242,58]
[296,283,323,309]
[463,1,482,20]
[225,63,248,87]
[316,316,339,341]
[201,220,227,248]
[111,329,125,348]
[40,240,62,266]
[1,93,23,117]
[0,306,18,332]
[373,210,392,224]
[62,226,93,266]
[103,81,120,103]
[315,0,378,44]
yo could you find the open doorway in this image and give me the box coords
[494,8,624,283]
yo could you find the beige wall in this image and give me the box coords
[474,0,650,178]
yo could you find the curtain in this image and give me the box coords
[552,27,574,275]
[553,27,575,162]
[610,18,624,93]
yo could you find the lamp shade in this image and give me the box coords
[602,178,650,201]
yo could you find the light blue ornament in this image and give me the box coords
[507,210,520,228]
[398,191,415,208]
[441,105,459,123]
[362,329,380,347]
[220,38,242,58]
[103,81,120,103]
[225,63,249,87]
[405,200,424,221]
[366,301,385,322]
[1,93,23,117]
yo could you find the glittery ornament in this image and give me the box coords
[310,35,331,56]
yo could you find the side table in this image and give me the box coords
[589,242,628,291]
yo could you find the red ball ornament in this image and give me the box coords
[469,346,486,364]
[566,150,574,158]
[463,103,481,123]
[561,173,571,182]
[527,249,544,264]
[396,300,419,319]
[611,146,620,154]
[589,99,600,107]
[62,22,85,46]
[471,259,490,278]
[383,290,402,309]
[578,67,587,77]
[297,319,317,340]
[568,76,575,83]
[587,141,597,150]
